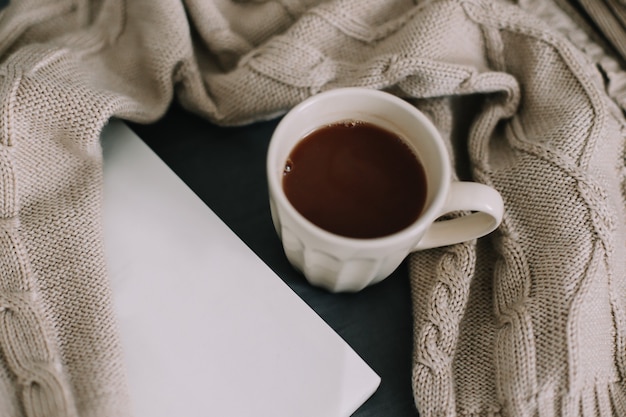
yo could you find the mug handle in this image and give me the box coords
[413,182,504,250]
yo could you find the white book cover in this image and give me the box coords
[101,120,380,417]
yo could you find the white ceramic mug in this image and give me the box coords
[267,88,503,292]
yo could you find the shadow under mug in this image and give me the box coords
[267,88,504,292]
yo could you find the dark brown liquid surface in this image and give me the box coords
[282,121,427,239]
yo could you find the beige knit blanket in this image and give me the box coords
[1,0,625,416]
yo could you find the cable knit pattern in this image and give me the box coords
[1,0,626,416]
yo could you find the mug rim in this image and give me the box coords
[267,87,451,249]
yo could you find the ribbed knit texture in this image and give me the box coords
[0,1,625,416]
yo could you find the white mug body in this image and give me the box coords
[267,88,502,292]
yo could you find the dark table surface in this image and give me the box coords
[128,103,421,417]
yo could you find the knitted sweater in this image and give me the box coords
[0,0,624,416]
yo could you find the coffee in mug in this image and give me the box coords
[282,120,427,239]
